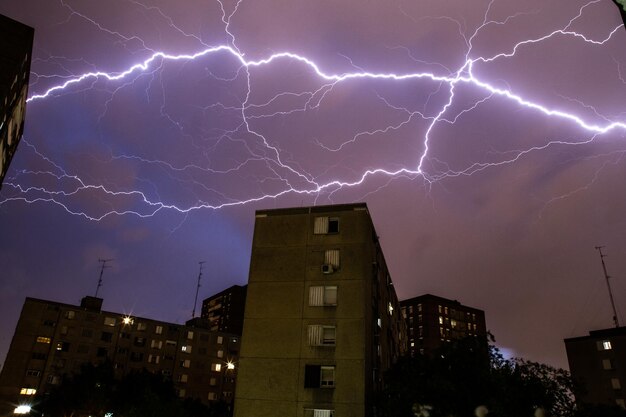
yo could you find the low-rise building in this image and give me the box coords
[0,296,240,414]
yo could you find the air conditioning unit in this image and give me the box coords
[321,264,334,274]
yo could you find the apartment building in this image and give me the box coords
[565,327,626,408]
[0,14,34,188]
[400,294,486,357]
[234,203,407,417]
[201,285,247,335]
[0,296,240,414]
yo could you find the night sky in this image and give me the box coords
[1,0,625,371]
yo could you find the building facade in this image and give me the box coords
[0,14,34,188]
[234,203,407,417]
[0,296,240,414]
[201,285,247,335]
[565,327,626,408]
[400,294,486,357]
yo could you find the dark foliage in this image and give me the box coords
[34,361,229,417]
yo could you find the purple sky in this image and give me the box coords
[1,0,625,371]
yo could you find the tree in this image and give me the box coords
[380,336,577,417]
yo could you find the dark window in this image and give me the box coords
[134,337,146,347]
[43,320,55,327]
[82,329,93,338]
[130,352,144,362]
[77,345,89,354]
[101,332,113,342]
[26,369,41,377]
[117,347,129,354]
[97,347,108,357]
[56,342,70,352]
[32,353,47,360]
[304,365,321,388]
[121,332,130,339]
[328,218,339,233]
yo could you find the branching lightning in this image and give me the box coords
[2,0,625,221]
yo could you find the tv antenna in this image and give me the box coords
[95,258,113,298]
[595,246,620,328]
[192,261,206,319]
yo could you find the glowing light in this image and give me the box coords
[14,405,31,414]
[3,1,625,219]
[122,316,133,325]
[227,361,235,370]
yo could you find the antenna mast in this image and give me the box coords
[95,258,113,298]
[192,261,206,319]
[595,246,620,328]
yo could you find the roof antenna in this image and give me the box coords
[595,246,620,328]
[192,261,206,319]
[95,258,113,298]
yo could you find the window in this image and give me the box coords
[43,320,55,327]
[148,354,160,364]
[78,345,89,354]
[97,347,108,357]
[612,378,622,390]
[227,362,235,370]
[617,399,626,408]
[20,388,37,396]
[418,303,422,312]
[26,370,41,377]
[305,409,335,417]
[210,377,217,386]
[36,336,51,344]
[211,363,222,372]
[104,317,116,327]
[314,216,339,234]
[304,365,335,388]
[181,345,192,353]
[166,340,177,347]
[81,329,93,338]
[134,337,146,347]
[309,286,337,306]
[598,340,613,351]
[60,326,69,335]
[151,340,163,349]
[180,359,191,368]
[323,249,340,270]
[101,332,113,342]
[178,374,188,382]
[308,325,336,346]
[130,352,144,362]
[388,302,394,316]
[32,353,47,360]
[65,310,75,320]
[207,392,217,400]
[56,341,70,352]
[438,316,443,325]
[217,336,223,344]
[137,322,147,331]
[155,325,163,334]
[178,388,186,398]
[187,331,194,340]
[438,305,442,313]
[217,350,224,358]
[603,359,614,370]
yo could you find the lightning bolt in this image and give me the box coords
[2,0,625,221]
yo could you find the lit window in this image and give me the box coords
[418,304,422,312]
[155,325,163,334]
[26,369,41,377]
[217,336,223,344]
[180,359,191,368]
[151,340,163,349]
[187,331,194,340]
[178,374,188,383]
[227,362,235,370]
[308,325,336,346]
[598,340,613,350]
[410,341,415,347]
[136,322,147,331]
[320,366,335,387]
[217,350,224,358]
[208,392,217,400]
[103,317,116,327]
[439,316,443,325]
[122,316,134,325]
[438,305,442,313]
[148,354,160,364]
[309,286,337,306]
[451,319,457,328]
[617,399,626,409]
[210,377,217,386]
[178,388,186,397]
[211,363,222,372]
[377,318,382,328]
[19,388,37,395]
[388,302,394,316]
[65,311,75,320]
[56,342,70,352]
[166,340,176,346]
[181,345,192,353]
[444,307,448,315]
[603,359,613,370]
[36,336,51,344]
